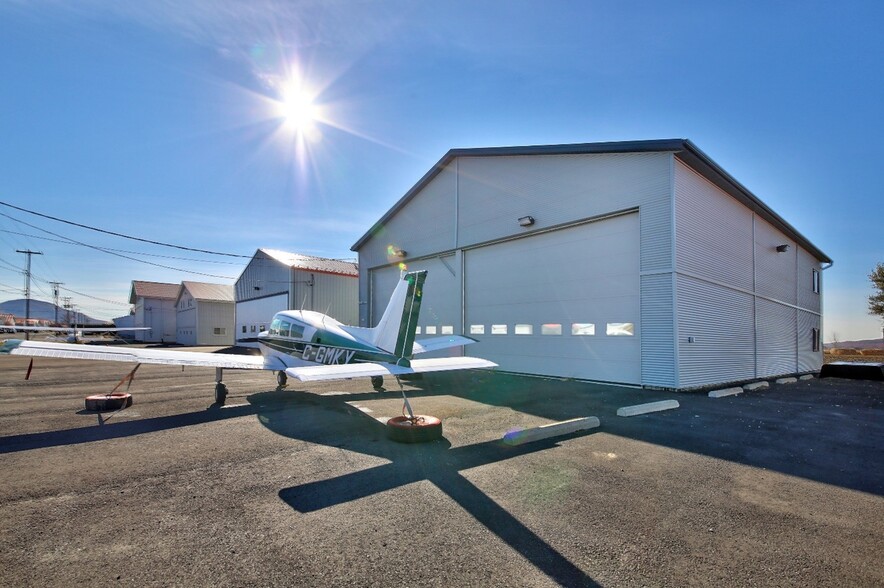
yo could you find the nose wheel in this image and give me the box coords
[214,367,228,405]
[276,371,288,388]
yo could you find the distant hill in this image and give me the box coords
[0,299,106,325]
[824,338,884,350]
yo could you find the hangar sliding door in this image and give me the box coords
[369,255,462,355]
[464,213,641,384]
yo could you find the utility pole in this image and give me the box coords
[62,297,72,326]
[49,281,64,325]
[16,249,43,340]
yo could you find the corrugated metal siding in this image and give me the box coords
[674,161,754,291]
[360,166,457,270]
[641,273,676,388]
[197,301,234,345]
[235,251,291,302]
[797,310,821,372]
[456,153,671,255]
[754,217,797,306]
[797,249,821,313]
[676,275,756,387]
[756,298,797,377]
[291,270,358,325]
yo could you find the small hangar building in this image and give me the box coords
[129,281,179,343]
[234,249,359,346]
[351,139,832,390]
[174,281,235,346]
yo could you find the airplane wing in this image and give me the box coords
[13,326,151,332]
[412,335,478,354]
[285,356,497,382]
[0,339,275,370]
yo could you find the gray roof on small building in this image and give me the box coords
[129,281,180,304]
[351,138,831,264]
[177,281,235,303]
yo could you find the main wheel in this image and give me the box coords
[214,382,228,405]
[386,415,443,443]
[371,375,385,392]
[276,371,288,388]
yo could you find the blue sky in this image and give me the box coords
[0,1,881,341]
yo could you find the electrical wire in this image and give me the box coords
[0,200,251,258]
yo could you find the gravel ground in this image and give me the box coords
[0,351,882,587]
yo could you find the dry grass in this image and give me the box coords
[824,348,884,363]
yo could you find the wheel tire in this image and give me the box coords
[214,383,228,405]
[85,393,133,412]
[276,371,288,387]
[371,375,384,391]
[386,415,443,443]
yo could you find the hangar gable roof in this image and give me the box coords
[350,138,831,264]
[258,248,358,277]
[177,281,235,304]
[129,280,180,304]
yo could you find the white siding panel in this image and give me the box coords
[235,251,290,302]
[797,310,822,372]
[197,302,234,345]
[291,270,358,325]
[641,273,676,388]
[677,275,756,387]
[756,298,797,378]
[457,153,670,256]
[362,166,457,269]
[797,248,821,313]
[755,217,797,305]
[674,161,754,291]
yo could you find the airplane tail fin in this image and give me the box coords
[370,270,427,363]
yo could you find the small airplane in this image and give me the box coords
[10,325,150,344]
[0,271,496,404]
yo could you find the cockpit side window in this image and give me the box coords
[289,323,305,339]
[279,321,291,338]
[269,318,281,336]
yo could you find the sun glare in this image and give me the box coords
[278,81,319,133]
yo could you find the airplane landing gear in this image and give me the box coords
[371,375,385,392]
[276,371,288,388]
[214,367,227,405]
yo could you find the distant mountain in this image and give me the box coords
[0,299,106,325]
[824,338,884,350]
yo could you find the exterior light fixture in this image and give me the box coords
[391,247,407,258]
[776,244,790,253]
[518,216,535,227]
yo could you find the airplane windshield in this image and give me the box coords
[269,317,304,339]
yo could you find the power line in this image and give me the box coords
[0,212,237,279]
[0,200,251,258]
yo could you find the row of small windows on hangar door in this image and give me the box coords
[369,212,642,384]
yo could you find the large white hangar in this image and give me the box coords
[234,248,358,347]
[351,139,832,390]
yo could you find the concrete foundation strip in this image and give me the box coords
[616,399,680,417]
[743,381,770,391]
[502,416,600,446]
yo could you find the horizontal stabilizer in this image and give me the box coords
[285,356,497,382]
[411,335,477,354]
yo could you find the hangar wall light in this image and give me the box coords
[390,247,407,258]
[776,244,790,253]
[518,216,535,227]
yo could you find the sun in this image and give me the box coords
[277,81,319,133]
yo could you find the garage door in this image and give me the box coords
[464,212,640,384]
[236,293,287,347]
